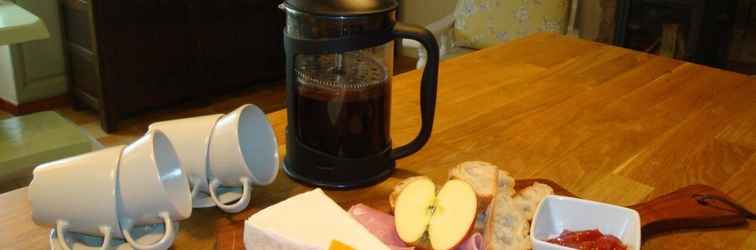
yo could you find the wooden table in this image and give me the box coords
[2,33,755,249]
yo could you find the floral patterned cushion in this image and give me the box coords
[453,0,570,49]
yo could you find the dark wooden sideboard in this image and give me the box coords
[60,0,285,132]
[613,0,737,67]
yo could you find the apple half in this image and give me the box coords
[394,179,478,250]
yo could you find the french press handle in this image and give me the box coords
[390,22,439,160]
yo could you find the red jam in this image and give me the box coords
[546,229,628,250]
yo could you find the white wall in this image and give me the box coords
[0,45,18,105]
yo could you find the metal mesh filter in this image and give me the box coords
[295,51,388,90]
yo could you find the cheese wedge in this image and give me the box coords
[244,189,390,250]
[329,240,355,250]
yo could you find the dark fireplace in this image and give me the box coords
[614,0,737,67]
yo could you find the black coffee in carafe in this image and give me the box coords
[296,52,391,157]
[281,0,440,189]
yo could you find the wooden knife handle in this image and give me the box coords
[629,185,747,240]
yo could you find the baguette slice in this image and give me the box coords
[497,169,516,197]
[484,182,554,250]
[512,182,554,220]
[389,176,434,209]
[448,161,499,209]
[472,169,515,233]
[483,193,530,250]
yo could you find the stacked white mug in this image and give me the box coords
[117,131,191,250]
[148,114,228,208]
[30,131,190,250]
[29,104,279,249]
[208,104,279,213]
[150,104,279,213]
[30,145,125,250]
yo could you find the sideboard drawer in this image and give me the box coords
[61,0,95,51]
[67,44,101,101]
[61,0,89,11]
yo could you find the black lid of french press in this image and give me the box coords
[284,0,398,16]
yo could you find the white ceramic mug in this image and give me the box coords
[207,104,279,213]
[30,146,126,250]
[49,221,180,250]
[117,131,191,250]
[148,114,224,208]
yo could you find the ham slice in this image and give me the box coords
[455,232,484,250]
[348,204,411,249]
[348,204,484,250]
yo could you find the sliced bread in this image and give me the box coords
[511,182,554,220]
[448,161,499,208]
[483,193,531,250]
[473,169,515,233]
[497,169,516,197]
[484,182,554,250]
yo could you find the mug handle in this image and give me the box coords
[121,212,176,250]
[390,22,440,160]
[209,177,252,213]
[189,176,202,199]
[56,220,113,250]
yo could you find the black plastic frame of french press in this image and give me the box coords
[281,29,399,189]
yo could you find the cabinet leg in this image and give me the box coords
[99,110,117,133]
[71,96,87,111]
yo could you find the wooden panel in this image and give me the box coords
[60,2,94,51]
[60,0,286,131]
[60,0,89,12]
[192,0,285,87]
[67,44,100,102]
[93,0,196,115]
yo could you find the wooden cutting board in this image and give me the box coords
[215,179,747,250]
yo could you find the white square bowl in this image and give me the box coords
[530,195,641,250]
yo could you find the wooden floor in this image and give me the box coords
[0,110,9,120]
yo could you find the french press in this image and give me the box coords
[281,0,440,189]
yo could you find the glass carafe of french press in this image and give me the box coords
[281,0,440,189]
